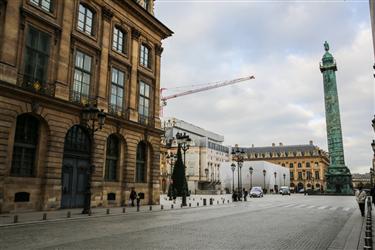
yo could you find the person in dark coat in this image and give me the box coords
[371,185,375,206]
[130,188,137,207]
[243,188,248,201]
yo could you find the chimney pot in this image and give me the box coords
[272,143,275,147]
[309,140,313,145]
[279,142,283,146]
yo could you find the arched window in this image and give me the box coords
[136,141,147,182]
[105,135,119,181]
[289,163,294,168]
[112,26,127,54]
[11,114,39,176]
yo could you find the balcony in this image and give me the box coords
[70,90,90,105]
[108,104,127,118]
[139,114,154,127]
[18,75,55,96]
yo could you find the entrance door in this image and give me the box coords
[61,158,89,208]
[61,125,90,209]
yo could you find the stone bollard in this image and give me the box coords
[171,204,174,209]
[122,207,126,213]
[223,200,225,204]
[43,213,47,220]
[228,200,230,204]
[217,201,219,205]
[161,205,164,210]
[67,211,71,218]
[13,215,18,223]
[197,202,199,207]
[106,208,110,214]
[180,203,183,208]
[149,206,152,211]
[189,203,191,207]
[137,206,140,212]
[88,210,92,216]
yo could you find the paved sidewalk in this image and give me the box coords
[0,194,233,227]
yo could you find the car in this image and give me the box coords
[250,186,263,198]
[281,187,291,196]
[279,186,289,194]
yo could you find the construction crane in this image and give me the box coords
[160,75,255,116]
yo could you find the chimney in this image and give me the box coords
[309,140,313,145]
[272,143,275,147]
[279,142,283,146]
[252,144,254,148]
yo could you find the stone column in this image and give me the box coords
[96,7,113,112]
[54,0,75,100]
[128,28,141,122]
[154,44,163,129]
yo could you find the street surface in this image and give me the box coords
[0,195,360,250]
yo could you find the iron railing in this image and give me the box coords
[18,75,55,96]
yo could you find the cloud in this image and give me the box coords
[155,1,374,173]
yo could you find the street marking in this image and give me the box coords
[306,205,315,209]
[318,206,328,210]
[329,206,337,211]
[283,204,296,208]
[296,204,307,208]
[343,207,351,212]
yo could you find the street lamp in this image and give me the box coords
[274,171,277,193]
[166,152,176,200]
[249,166,253,190]
[283,173,286,186]
[231,163,236,193]
[175,132,191,207]
[232,144,246,193]
[81,103,106,214]
[263,169,267,193]
[302,169,306,195]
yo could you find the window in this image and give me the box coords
[138,81,150,124]
[315,171,320,180]
[281,163,285,167]
[11,114,39,177]
[77,4,93,35]
[24,26,51,86]
[289,163,293,168]
[290,172,294,179]
[109,68,125,113]
[298,172,302,180]
[105,135,119,181]
[143,0,150,10]
[140,44,151,68]
[72,51,92,102]
[30,0,53,12]
[136,142,146,182]
[113,27,125,53]
[306,162,310,168]
[297,163,302,168]
[306,171,311,180]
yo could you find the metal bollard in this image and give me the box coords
[106,209,110,214]
[149,206,152,211]
[122,207,126,213]
[13,215,18,223]
[189,203,191,207]
[171,204,174,209]
[217,201,219,205]
[43,213,47,220]
[197,202,199,207]
[180,203,183,208]
[161,205,164,210]
[228,200,229,203]
[88,210,92,216]
[137,206,140,212]
[67,211,71,218]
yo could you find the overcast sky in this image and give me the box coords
[154,0,374,174]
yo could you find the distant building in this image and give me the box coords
[242,141,329,192]
[352,173,371,189]
[221,161,290,194]
[370,0,375,63]
[161,118,230,194]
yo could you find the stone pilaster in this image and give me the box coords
[128,28,141,123]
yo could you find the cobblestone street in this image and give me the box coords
[0,195,363,250]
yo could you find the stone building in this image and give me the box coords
[160,118,230,194]
[0,0,172,212]
[243,141,329,192]
[351,173,371,189]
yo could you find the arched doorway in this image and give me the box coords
[297,182,304,192]
[61,125,90,208]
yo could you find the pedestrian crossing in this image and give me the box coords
[245,201,355,213]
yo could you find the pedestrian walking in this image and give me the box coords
[355,186,367,217]
[370,185,375,207]
[136,193,141,208]
[243,188,248,201]
[130,187,137,207]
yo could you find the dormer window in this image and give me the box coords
[143,0,150,10]
[30,0,53,13]
[77,4,94,36]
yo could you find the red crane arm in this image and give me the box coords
[161,75,255,101]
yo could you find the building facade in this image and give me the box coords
[0,0,172,212]
[352,173,371,189]
[243,141,329,192]
[161,118,230,194]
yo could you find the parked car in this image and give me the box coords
[281,187,291,196]
[250,186,263,198]
[279,186,289,194]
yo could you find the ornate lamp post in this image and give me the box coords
[302,169,306,195]
[166,152,176,200]
[81,103,106,214]
[231,163,236,193]
[175,132,191,206]
[231,144,245,193]
[283,173,286,186]
[263,169,267,193]
[249,166,253,190]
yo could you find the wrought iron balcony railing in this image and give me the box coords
[70,90,90,105]
[18,75,55,96]
[138,114,154,127]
